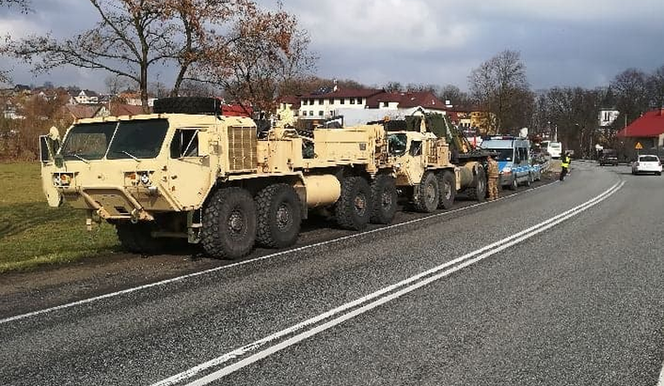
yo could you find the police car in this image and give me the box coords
[481,136,541,190]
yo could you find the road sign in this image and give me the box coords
[635,142,643,150]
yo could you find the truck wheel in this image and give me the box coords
[115,222,159,254]
[335,176,372,231]
[437,171,456,210]
[466,167,487,202]
[414,172,439,213]
[524,173,532,187]
[509,175,518,190]
[201,187,257,259]
[370,175,397,224]
[255,184,301,248]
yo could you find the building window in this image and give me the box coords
[309,99,314,105]
[350,98,355,105]
[340,99,345,105]
[318,110,324,116]
[318,98,324,105]
[302,111,307,116]
[357,98,363,104]
[383,102,389,108]
[329,98,334,104]
[309,110,313,116]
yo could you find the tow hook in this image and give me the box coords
[130,209,140,224]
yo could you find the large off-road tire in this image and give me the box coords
[466,167,487,202]
[201,187,257,260]
[115,222,160,254]
[255,184,301,249]
[370,175,398,224]
[335,176,372,231]
[437,171,456,210]
[414,172,439,213]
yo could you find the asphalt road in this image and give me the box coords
[2,162,664,385]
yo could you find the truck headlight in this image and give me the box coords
[53,173,72,186]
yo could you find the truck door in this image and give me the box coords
[166,127,216,210]
[515,145,528,182]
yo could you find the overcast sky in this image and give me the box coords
[1,0,663,93]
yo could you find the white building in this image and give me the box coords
[599,109,620,127]
[297,86,384,120]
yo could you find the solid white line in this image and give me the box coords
[151,181,623,386]
[0,180,558,326]
[182,181,625,386]
[657,361,664,386]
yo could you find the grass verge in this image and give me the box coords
[0,162,119,273]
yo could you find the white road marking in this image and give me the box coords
[0,180,561,326]
[658,360,664,386]
[152,181,624,386]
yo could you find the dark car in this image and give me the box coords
[599,150,619,166]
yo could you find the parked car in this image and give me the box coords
[598,150,619,166]
[631,155,662,175]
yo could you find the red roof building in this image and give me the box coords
[616,108,664,151]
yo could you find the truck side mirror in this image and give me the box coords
[39,135,50,163]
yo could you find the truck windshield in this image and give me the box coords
[106,119,169,160]
[60,122,117,161]
[388,134,408,156]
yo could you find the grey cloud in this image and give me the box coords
[1,0,663,92]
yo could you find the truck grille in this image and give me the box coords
[228,126,257,172]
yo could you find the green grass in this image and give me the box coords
[0,163,119,273]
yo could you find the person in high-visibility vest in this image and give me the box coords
[560,152,571,181]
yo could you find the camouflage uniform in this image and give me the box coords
[487,157,499,200]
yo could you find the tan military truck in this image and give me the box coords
[39,97,398,259]
[378,114,489,213]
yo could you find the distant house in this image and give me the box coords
[63,104,106,120]
[110,104,149,116]
[2,100,24,120]
[276,95,300,126]
[297,86,384,120]
[616,108,664,152]
[66,89,99,105]
[367,91,449,113]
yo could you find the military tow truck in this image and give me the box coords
[39,97,399,259]
[376,114,490,213]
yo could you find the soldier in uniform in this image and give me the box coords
[487,154,500,200]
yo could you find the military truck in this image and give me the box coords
[376,114,490,213]
[39,97,398,259]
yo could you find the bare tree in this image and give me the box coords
[104,75,130,96]
[0,0,30,13]
[647,64,664,110]
[6,0,174,110]
[535,87,606,156]
[0,0,31,82]
[438,84,471,107]
[469,50,532,133]
[191,5,317,112]
[611,68,650,126]
[5,0,315,113]
[383,81,403,93]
